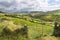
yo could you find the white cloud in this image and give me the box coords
[0,0,60,12]
[55,0,59,2]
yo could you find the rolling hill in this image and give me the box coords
[0,10,60,40]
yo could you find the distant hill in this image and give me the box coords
[0,11,4,13]
[0,9,60,15]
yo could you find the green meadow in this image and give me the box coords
[0,11,60,40]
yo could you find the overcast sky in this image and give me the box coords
[0,0,60,12]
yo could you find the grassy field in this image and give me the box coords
[0,12,60,40]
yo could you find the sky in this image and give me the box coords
[0,0,60,12]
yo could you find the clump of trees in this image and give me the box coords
[53,21,60,37]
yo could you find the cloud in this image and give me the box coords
[0,0,60,12]
[48,0,60,5]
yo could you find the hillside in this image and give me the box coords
[0,11,60,40]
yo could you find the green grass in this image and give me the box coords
[3,17,54,39]
[0,13,60,40]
